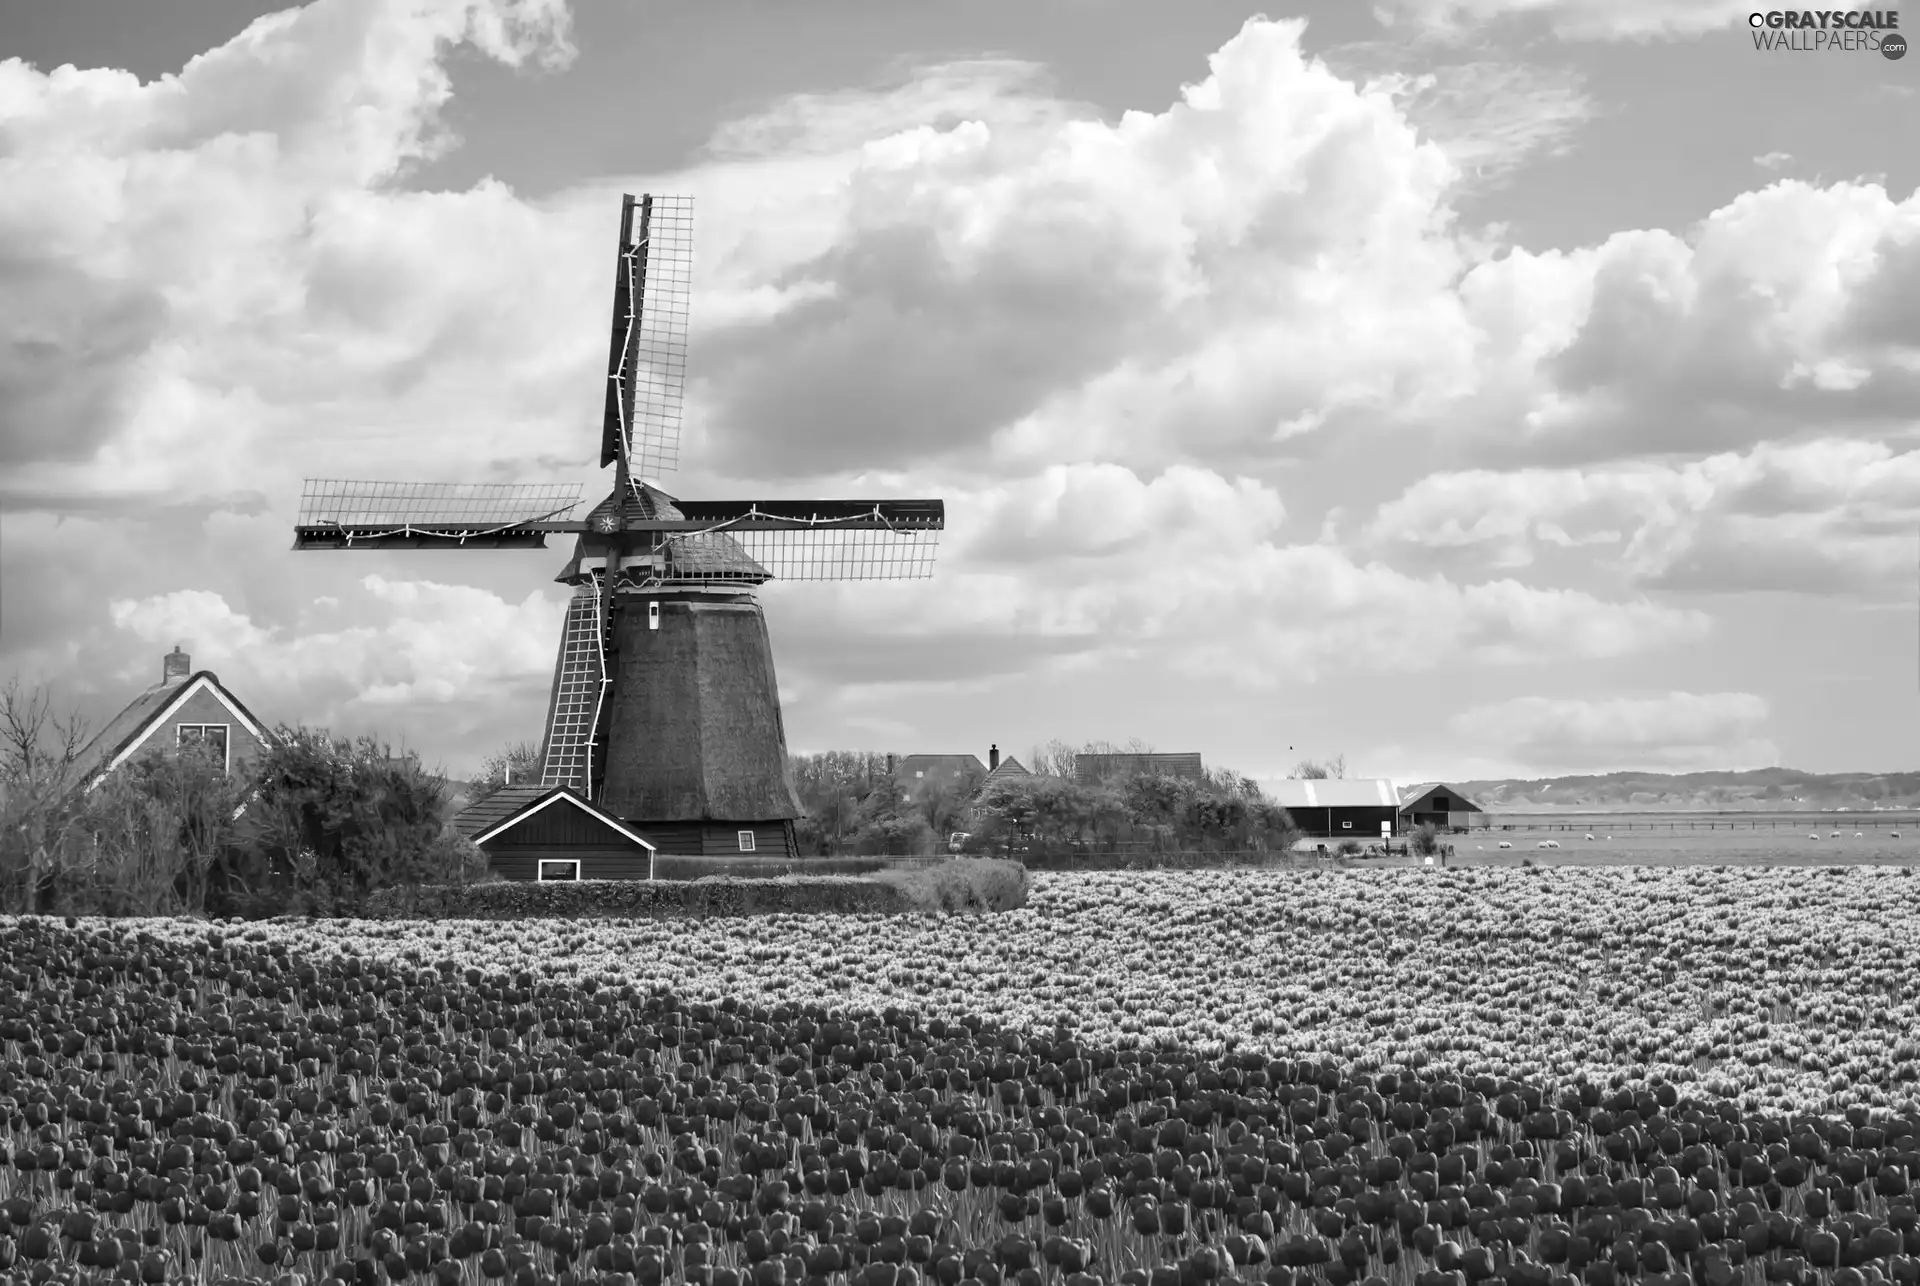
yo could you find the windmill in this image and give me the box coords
[294,194,944,857]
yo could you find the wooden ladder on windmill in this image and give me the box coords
[539,586,608,790]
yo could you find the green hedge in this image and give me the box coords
[362,857,1028,920]
[365,875,907,920]
[650,854,911,880]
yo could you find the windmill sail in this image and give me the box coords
[292,480,582,550]
[602,194,692,479]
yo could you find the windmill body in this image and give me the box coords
[294,194,943,862]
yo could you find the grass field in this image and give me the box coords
[1381,821,1920,868]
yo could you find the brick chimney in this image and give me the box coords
[989,743,1000,771]
[162,646,191,685]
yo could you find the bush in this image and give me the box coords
[225,728,478,916]
[1337,838,1363,856]
[873,858,1027,913]
[1410,822,1442,857]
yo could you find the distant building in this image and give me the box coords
[1398,782,1484,830]
[981,745,1030,787]
[1270,778,1401,839]
[1074,752,1204,784]
[894,753,987,802]
[59,647,276,797]
[897,744,1030,802]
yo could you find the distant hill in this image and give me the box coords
[1444,768,1920,813]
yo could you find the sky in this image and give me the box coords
[1,0,1917,787]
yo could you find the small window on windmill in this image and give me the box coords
[648,601,660,631]
[737,830,756,853]
[915,770,924,779]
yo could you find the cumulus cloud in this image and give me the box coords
[693,18,1479,476]
[1363,437,1920,597]
[1450,692,1779,773]
[1455,181,1920,464]
[765,463,1710,693]
[107,576,561,713]
[1373,0,1751,40]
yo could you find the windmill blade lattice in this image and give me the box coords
[293,480,583,549]
[603,194,693,480]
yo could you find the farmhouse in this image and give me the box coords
[1075,752,1204,784]
[1271,778,1402,839]
[453,783,657,881]
[59,648,276,797]
[1399,782,1485,830]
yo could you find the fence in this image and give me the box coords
[1476,815,1920,833]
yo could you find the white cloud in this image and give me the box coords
[1754,151,1793,171]
[1454,180,1920,464]
[692,17,1482,477]
[107,577,561,713]
[1363,437,1920,597]
[1449,692,1779,773]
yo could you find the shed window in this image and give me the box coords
[737,830,756,853]
[178,724,230,773]
[537,859,580,881]
[1342,820,1353,829]
[1433,796,1449,810]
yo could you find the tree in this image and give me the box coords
[229,727,482,915]
[1291,754,1347,780]
[0,677,90,808]
[470,740,545,805]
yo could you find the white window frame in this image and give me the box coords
[737,830,756,853]
[177,723,231,773]
[537,859,581,881]
[1342,820,1353,829]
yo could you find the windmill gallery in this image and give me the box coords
[294,195,945,871]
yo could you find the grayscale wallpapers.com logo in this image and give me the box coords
[1748,9,1907,56]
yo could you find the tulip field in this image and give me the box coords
[1,867,1918,1286]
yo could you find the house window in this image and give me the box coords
[537,859,580,881]
[178,724,230,773]
[737,830,756,853]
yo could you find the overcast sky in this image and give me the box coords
[2,0,1917,785]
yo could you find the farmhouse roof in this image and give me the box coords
[454,783,657,850]
[1268,778,1401,809]
[58,662,275,798]
[983,755,1030,784]
[896,754,987,783]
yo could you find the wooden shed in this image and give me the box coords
[1398,782,1485,830]
[453,784,657,881]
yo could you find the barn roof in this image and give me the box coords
[59,670,275,798]
[457,784,658,850]
[1399,782,1483,811]
[1268,778,1401,809]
